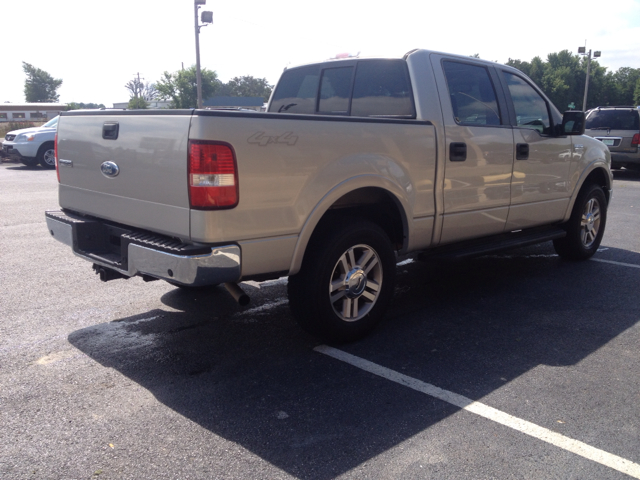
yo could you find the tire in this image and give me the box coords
[37,142,56,169]
[553,183,607,260]
[288,218,396,343]
[20,157,39,168]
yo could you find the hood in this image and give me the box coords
[7,125,56,136]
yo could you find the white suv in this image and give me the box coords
[2,116,58,168]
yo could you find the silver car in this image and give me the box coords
[584,106,640,170]
[1,116,58,169]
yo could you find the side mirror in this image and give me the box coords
[561,111,585,135]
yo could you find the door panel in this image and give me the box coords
[433,56,514,244]
[500,71,572,230]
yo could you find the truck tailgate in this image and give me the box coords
[56,112,193,239]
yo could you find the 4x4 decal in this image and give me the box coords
[248,131,298,146]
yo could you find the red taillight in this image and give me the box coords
[632,133,640,146]
[188,141,238,209]
[54,133,60,183]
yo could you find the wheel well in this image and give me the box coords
[583,168,611,204]
[38,142,54,154]
[313,187,406,250]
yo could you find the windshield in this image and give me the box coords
[42,116,59,128]
[585,110,639,130]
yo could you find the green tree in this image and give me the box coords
[634,78,640,106]
[611,67,640,105]
[504,51,640,110]
[528,56,546,88]
[127,97,149,109]
[23,62,63,102]
[66,102,106,110]
[221,76,273,102]
[506,58,531,76]
[155,66,219,108]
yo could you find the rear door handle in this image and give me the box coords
[516,143,529,160]
[449,142,467,162]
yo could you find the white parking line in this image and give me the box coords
[592,258,640,269]
[314,345,640,479]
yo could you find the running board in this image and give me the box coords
[419,226,566,261]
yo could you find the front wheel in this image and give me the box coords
[37,142,56,169]
[288,219,396,343]
[553,183,607,260]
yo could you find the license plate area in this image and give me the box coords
[75,222,131,268]
[596,137,621,147]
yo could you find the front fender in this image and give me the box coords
[563,138,612,222]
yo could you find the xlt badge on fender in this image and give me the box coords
[100,161,120,178]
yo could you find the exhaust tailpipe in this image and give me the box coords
[224,282,250,306]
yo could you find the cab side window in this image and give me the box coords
[270,60,415,118]
[268,66,320,114]
[442,61,501,126]
[318,67,353,114]
[502,72,551,135]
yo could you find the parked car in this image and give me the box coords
[583,106,640,170]
[1,116,58,168]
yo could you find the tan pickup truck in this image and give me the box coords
[46,49,612,342]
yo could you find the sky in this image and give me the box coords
[2,0,639,107]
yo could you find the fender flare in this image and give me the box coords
[562,159,612,222]
[288,174,412,276]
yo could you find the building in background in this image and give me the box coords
[113,97,265,111]
[0,103,66,122]
[204,96,265,111]
[112,100,172,109]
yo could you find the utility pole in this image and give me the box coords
[194,1,204,109]
[578,45,601,111]
[133,72,144,98]
[194,0,213,109]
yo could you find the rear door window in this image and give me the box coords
[351,60,415,117]
[442,61,502,126]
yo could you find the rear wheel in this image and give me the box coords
[553,183,607,260]
[288,218,395,343]
[37,142,56,169]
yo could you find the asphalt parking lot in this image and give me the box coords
[1,163,639,479]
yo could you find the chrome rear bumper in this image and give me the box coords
[45,210,241,286]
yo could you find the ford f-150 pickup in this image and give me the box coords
[45,49,612,342]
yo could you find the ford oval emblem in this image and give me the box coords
[100,161,120,178]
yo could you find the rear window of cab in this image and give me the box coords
[268,59,415,118]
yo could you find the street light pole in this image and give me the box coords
[578,46,601,111]
[194,0,204,109]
